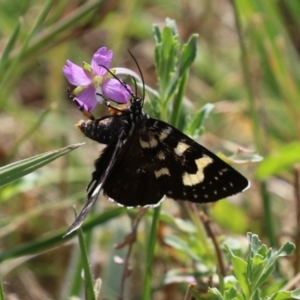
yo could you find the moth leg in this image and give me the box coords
[67,87,95,120]
[64,130,126,236]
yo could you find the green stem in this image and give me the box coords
[0,20,20,73]
[143,205,161,300]
[260,182,276,246]
[0,271,4,300]
[231,0,277,247]
[77,222,96,300]
[0,0,55,99]
[170,72,188,128]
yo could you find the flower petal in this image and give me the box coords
[91,47,113,76]
[63,60,91,86]
[102,79,132,104]
[76,85,98,111]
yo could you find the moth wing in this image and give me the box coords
[102,131,165,207]
[139,118,249,203]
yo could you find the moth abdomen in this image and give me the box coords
[76,115,131,145]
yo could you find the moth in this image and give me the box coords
[65,62,249,235]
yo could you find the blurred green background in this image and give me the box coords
[0,0,300,299]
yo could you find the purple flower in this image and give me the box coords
[63,47,131,111]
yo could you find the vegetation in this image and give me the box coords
[0,1,300,299]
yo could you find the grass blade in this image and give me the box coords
[0,143,84,187]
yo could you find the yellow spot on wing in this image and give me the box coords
[158,127,172,141]
[154,168,171,178]
[174,142,190,156]
[139,137,158,148]
[159,133,168,141]
[157,151,165,160]
[182,156,213,186]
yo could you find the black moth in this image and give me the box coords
[65,60,249,235]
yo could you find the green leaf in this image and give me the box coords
[246,233,296,291]
[153,24,162,43]
[255,142,300,179]
[164,235,201,262]
[0,207,124,262]
[0,143,83,187]
[154,22,179,101]
[0,19,20,69]
[291,289,300,299]
[249,253,269,291]
[174,218,196,233]
[252,289,262,300]
[207,288,224,299]
[276,242,296,257]
[165,17,178,36]
[267,289,300,300]
[255,242,295,289]
[185,103,215,138]
[224,244,250,297]
[248,232,263,258]
[179,34,198,75]
[224,287,239,300]
[191,288,223,300]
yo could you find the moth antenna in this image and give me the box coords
[127,49,145,104]
[99,65,135,99]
